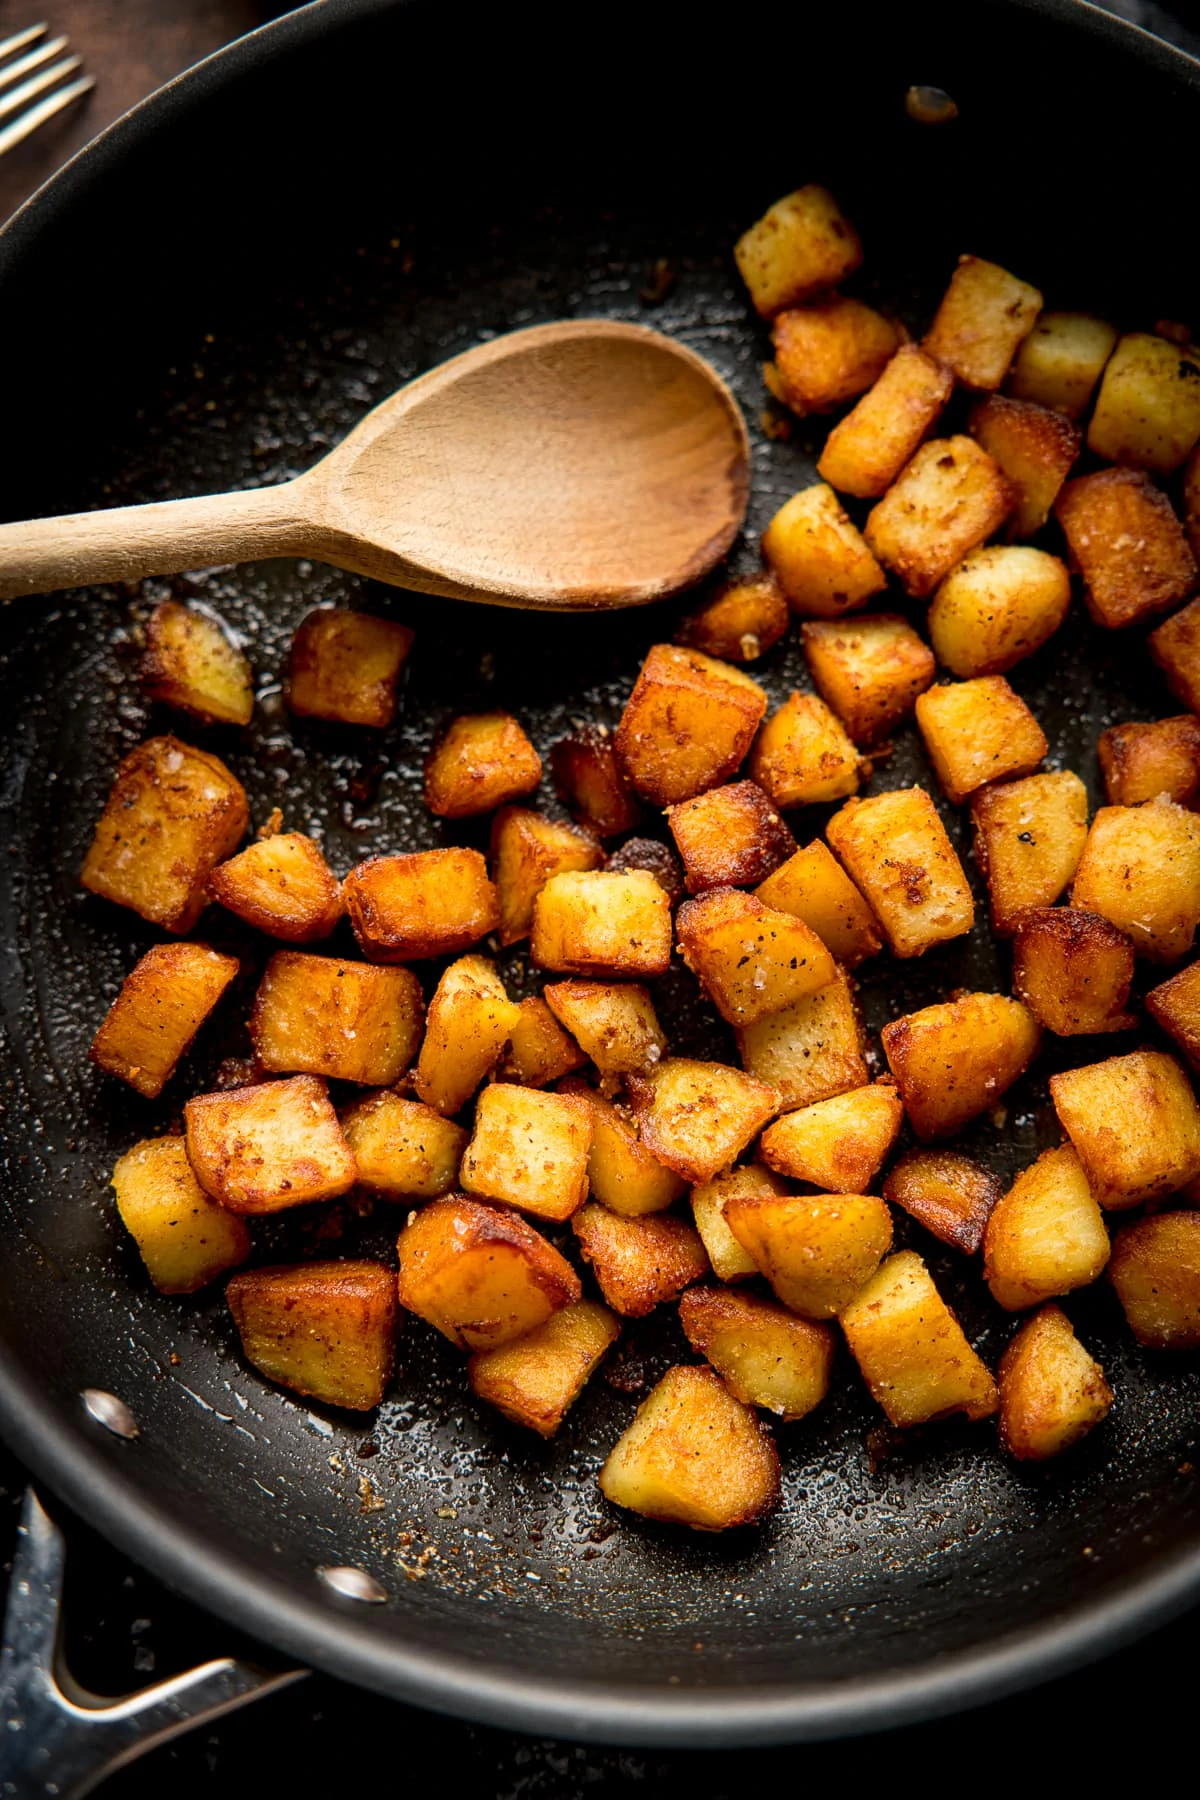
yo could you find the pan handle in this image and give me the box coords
[0,1490,307,1800]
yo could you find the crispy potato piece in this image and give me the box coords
[605,837,685,906]
[676,573,789,664]
[343,848,498,962]
[340,1092,466,1199]
[1087,331,1200,474]
[1008,310,1117,418]
[112,1136,250,1293]
[425,712,542,818]
[1146,960,1200,1070]
[756,842,881,968]
[1055,469,1196,629]
[801,614,935,746]
[928,546,1071,678]
[1108,1212,1200,1349]
[826,787,974,957]
[1050,1048,1200,1209]
[817,344,954,499]
[968,396,1080,537]
[1149,600,1200,715]
[749,691,864,809]
[882,1149,1000,1254]
[690,1167,784,1281]
[559,1078,684,1216]
[468,1299,620,1437]
[143,600,253,726]
[734,185,862,317]
[396,1194,580,1350]
[680,1286,834,1420]
[210,832,342,942]
[549,724,642,837]
[81,736,248,934]
[916,677,1047,805]
[495,996,587,1088]
[531,869,672,979]
[1012,908,1137,1036]
[761,483,887,617]
[725,1189,892,1318]
[184,1074,356,1214]
[882,993,1040,1141]
[770,296,900,415]
[1071,798,1200,962]
[91,943,238,1099]
[1099,716,1200,809]
[250,952,424,1087]
[542,979,666,1088]
[998,1305,1112,1461]
[736,969,867,1109]
[490,806,602,947]
[614,645,767,806]
[864,437,1013,599]
[460,1083,592,1222]
[666,781,795,895]
[759,1082,903,1192]
[983,1144,1110,1311]
[676,887,837,1027]
[627,1058,778,1184]
[971,769,1089,935]
[287,608,413,727]
[573,1203,708,1316]
[840,1251,998,1426]
[227,1261,396,1410]
[412,955,520,1116]
[923,255,1042,390]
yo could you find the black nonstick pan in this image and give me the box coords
[1,0,1199,1775]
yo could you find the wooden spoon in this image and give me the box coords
[0,320,750,609]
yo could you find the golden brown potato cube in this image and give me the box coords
[1099,715,1200,809]
[923,255,1042,390]
[495,996,587,1088]
[690,1167,784,1282]
[1108,1211,1200,1349]
[604,836,686,905]
[1146,960,1200,1069]
[340,1092,466,1199]
[573,1203,709,1316]
[971,769,1089,935]
[840,1251,998,1427]
[626,1058,778,1184]
[614,644,767,806]
[1007,310,1117,418]
[1149,600,1200,714]
[675,573,789,664]
[185,1074,356,1214]
[250,952,424,1087]
[468,1299,620,1437]
[734,185,862,317]
[112,1136,250,1293]
[736,970,867,1109]
[882,1149,1000,1255]
[424,712,542,818]
[817,344,954,499]
[998,1305,1112,1461]
[1071,798,1200,962]
[287,607,413,727]
[559,1078,684,1216]
[549,724,642,838]
[770,296,901,416]
[928,546,1072,679]
[81,736,249,934]
[761,483,887,618]
[396,1195,580,1350]
[343,847,498,962]
[460,1082,592,1221]
[724,1189,893,1319]
[882,993,1040,1141]
[679,1286,834,1420]
[490,806,602,947]
[143,600,253,726]
[749,691,864,809]
[826,786,974,958]
[530,869,672,979]
[755,842,881,968]
[983,1143,1110,1311]
[1012,908,1137,1036]
[666,782,795,895]
[1050,1048,1200,1209]
[1087,331,1200,474]
[210,832,342,942]
[542,979,665,1088]
[801,614,935,746]
[759,1082,903,1193]
[1055,468,1196,629]
[916,677,1047,805]
[91,943,238,1099]
[968,396,1080,537]
[864,437,1014,599]
[227,1262,396,1410]
[412,955,520,1116]
[676,887,837,1027]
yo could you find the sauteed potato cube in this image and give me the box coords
[826,787,974,958]
[676,572,789,664]
[468,1299,620,1437]
[756,842,882,968]
[425,712,542,818]
[881,993,1040,1141]
[112,1136,250,1293]
[287,607,413,727]
[968,396,1080,537]
[491,806,602,946]
[626,1057,778,1184]
[1098,716,1200,809]
[817,344,954,498]
[915,676,1047,805]
[599,1364,781,1531]
[531,869,672,979]
[210,831,343,942]
[343,847,498,962]
[91,942,238,1099]
[396,1194,581,1350]
[143,600,253,726]
[676,887,837,1027]
[542,979,666,1087]
[736,969,867,1109]
[759,1081,904,1193]
[605,836,686,905]
[340,1092,467,1199]
[983,1144,1110,1311]
[770,296,900,415]
[864,437,1013,598]
[801,614,936,746]
[572,1203,709,1315]
[882,1149,1000,1255]
[1055,468,1196,629]
[734,184,862,317]
[923,255,1042,390]
[251,952,423,1087]
[1007,310,1117,418]
[724,1189,893,1319]
[559,1078,684,1216]
[1146,960,1200,1069]
[998,1305,1112,1461]
[666,781,795,894]
[412,955,520,1116]
[82,736,249,934]
[185,1074,356,1213]
[679,1286,835,1420]
[549,724,642,837]
[1011,908,1137,1036]
[1071,798,1200,962]
[761,483,886,617]
[928,546,1071,678]
[1108,1212,1200,1349]
[840,1251,998,1427]
[690,1167,786,1282]
[1050,1049,1200,1209]
[461,1082,593,1222]
[749,691,864,808]
[1087,331,1200,474]
[615,644,767,806]
[495,996,587,1087]
[1149,599,1200,714]
[227,1261,397,1411]
[971,770,1089,935]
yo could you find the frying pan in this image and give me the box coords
[1,0,1199,1780]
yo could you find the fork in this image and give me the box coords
[0,22,94,158]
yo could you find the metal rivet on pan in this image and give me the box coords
[81,1388,140,1439]
[905,84,959,124]
[317,1564,388,1604]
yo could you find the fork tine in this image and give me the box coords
[0,35,69,95]
[0,56,82,127]
[0,73,93,158]
[0,24,48,62]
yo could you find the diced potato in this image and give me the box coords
[1007,310,1117,418]
[756,841,882,968]
[864,437,1014,598]
[826,786,974,957]
[724,1189,892,1318]
[530,869,672,979]
[915,676,1047,805]
[81,736,249,934]
[759,1082,903,1192]
[572,1203,709,1315]
[1149,599,1200,715]
[184,1074,356,1213]
[734,185,862,317]
[761,483,887,617]
[968,396,1080,537]
[923,255,1042,390]
[840,1251,998,1427]
[690,1167,785,1282]
[425,712,542,818]
[1055,469,1196,629]
[1146,960,1200,1070]
[1108,1212,1200,1349]
[396,1194,581,1350]
[91,943,238,1099]
[614,645,767,806]
[749,691,864,808]
[736,969,867,1108]
[340,1092,466,1199]
[817,344,954,499]
[490,806,602,947]
[599,1364,781,1530]
[882,1149,1000,1254]
[928,546,1071,678]
[468,1299,620,1437]
[1099,715,1200,809]
[971,769,1089,934]
[676,887,837,1027]
[983,1144,1110,1311]
[542,979,666,1088]
[1071,797,1200,962]
[343,848,498,962]
[460,1082,592,1222]
[226,1261,396,1410]
[801,614,935,746]
[112,1136,250,1293]
[881,993,1041,1140]
[250,952,424,1087]
[1087,331,1200,474]
[666,781,795,894]
[604,837,685,905]
[209,832,342,942]
[559,1077,685,1216]
[1050,1048,1200,1209]
[549,724,642,837]
[1011,908,1137,1036]
[143,600,253,726]
[998,1305,1113,1461]
[675,573,789,664]
[770,296,900,415]
[680,1286,834,1419]
[287,607,413,727]
[412,955,520,1116]
[626,1058,778,1184]
[495,996,587,1088]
